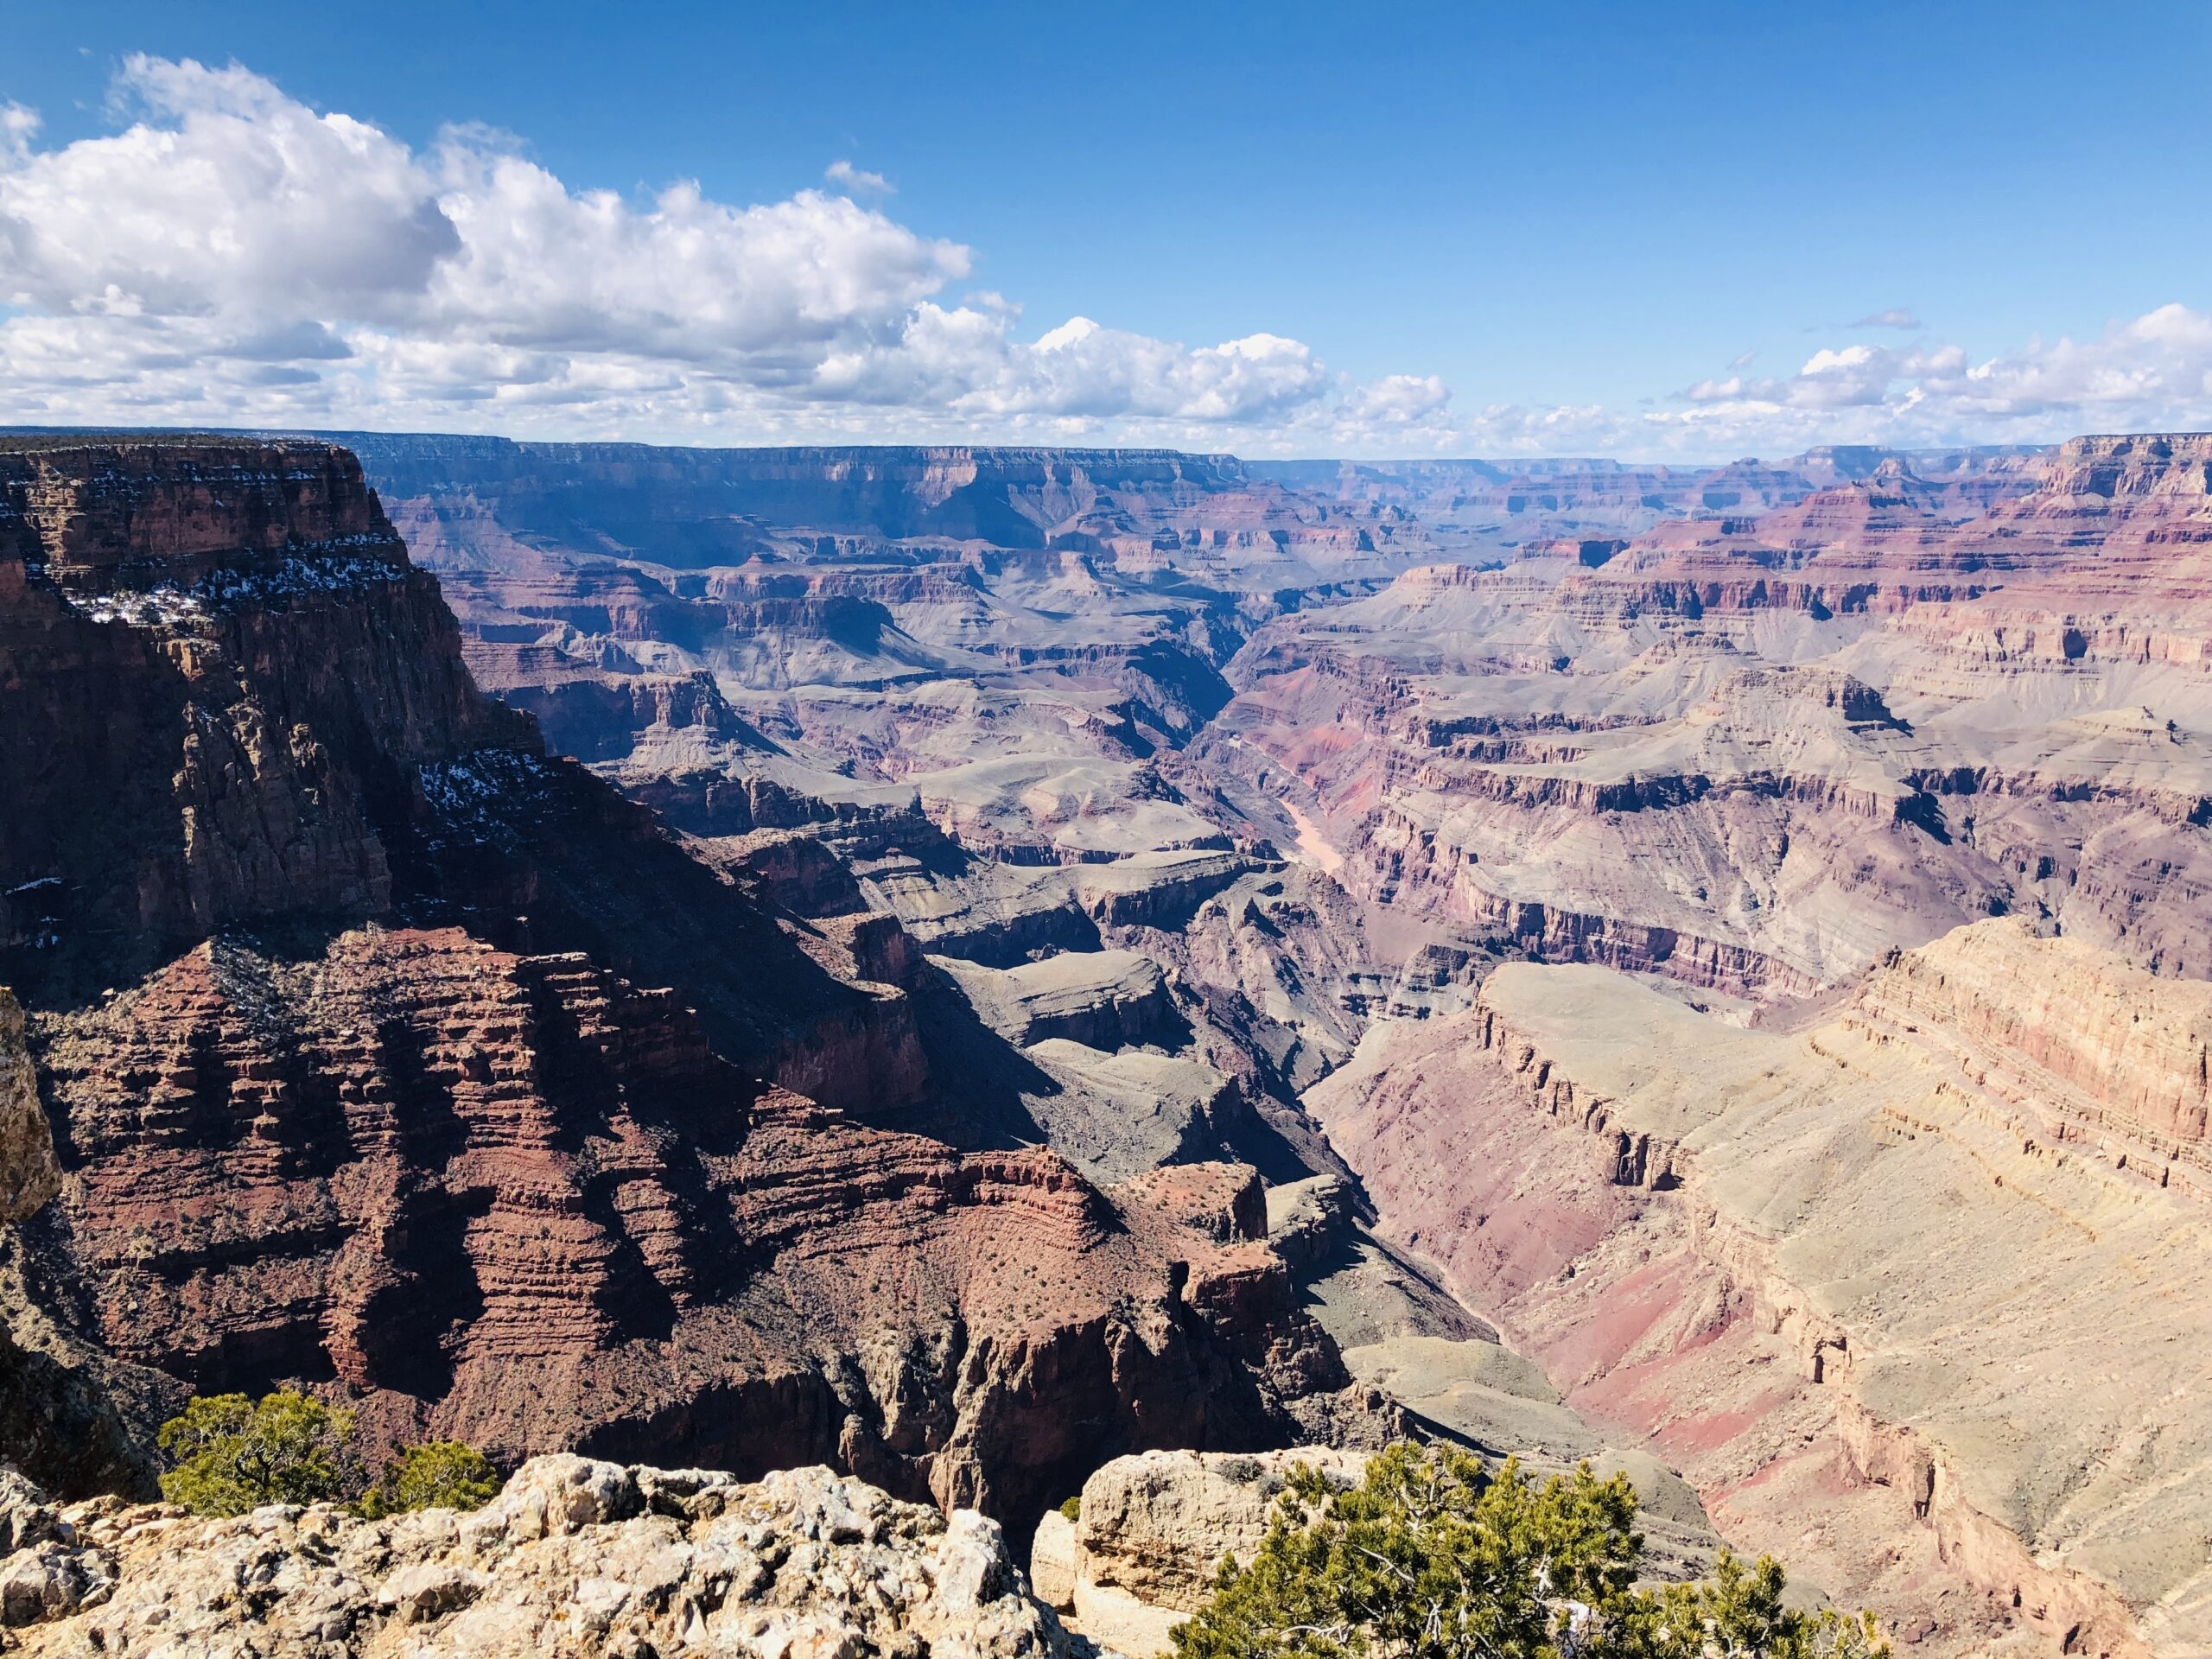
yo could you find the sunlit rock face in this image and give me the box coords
[1206,437,2212,1000]
[1303,918,2212,1657]
[2,1455,1079,1659]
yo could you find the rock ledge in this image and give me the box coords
[3,1452,1076,1658]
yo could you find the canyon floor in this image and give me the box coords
[4,432,2212,1656]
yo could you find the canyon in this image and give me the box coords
[0,437,1380,1541]
[3,427,2212,1655]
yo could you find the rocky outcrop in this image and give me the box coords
[1031,1447,1368,1656]
[3,1453,1073,1658]
[938,950,1186,1052]
[0,437,529,999]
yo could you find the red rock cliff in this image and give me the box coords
[0,437,1363,1522]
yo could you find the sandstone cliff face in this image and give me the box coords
[0,439,526,998]
[1306,921,2212,1658]
[1858,922,2212,1158]
[0,1452,1072,1658]
[29,925,1355,1525]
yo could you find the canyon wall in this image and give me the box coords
[1207,437,2212,998]
[0,437,1370,1529]
[1306,919,2212,1656]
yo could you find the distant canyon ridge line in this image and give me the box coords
[1,428,2210,1657]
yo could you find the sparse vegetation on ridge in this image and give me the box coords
[157,1391,361,1516]
[359,1440,504,1518]
[157,1391,502,1519]
[1172,1442,1886,1659]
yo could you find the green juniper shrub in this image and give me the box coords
[1060,1495,1083,1523]
[156,1390,362,1516]
[1170,1440,1887,1659]
[359,1440,504,1518]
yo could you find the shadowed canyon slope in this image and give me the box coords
[9,430,2212,1656]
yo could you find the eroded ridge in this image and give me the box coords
[1306,919,2212,1657]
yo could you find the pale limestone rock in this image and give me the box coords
[377,1558,484,1622]
[1074,1446,1365,1611]
[488,1452,642,1541]
[1036,1447,1367,1657]
[1072,1578,1187,1659]
[10,1456,1076,1658]
[1030,1508,1077,1611]
[0,1469,63,1554]
[0,1541,111,1627]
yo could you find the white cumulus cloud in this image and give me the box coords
[824,159,893,196]
[7,56,2211,459]
[1653,308,2212,453]
[0,55,1436,448]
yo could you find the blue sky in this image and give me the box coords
[3,1,2210,457]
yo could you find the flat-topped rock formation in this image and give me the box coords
[1249,446,2044,563]
[346,435,1341,558]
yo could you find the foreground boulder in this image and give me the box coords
[4,1453,1075,1657]
[1032,1447,1368,1656]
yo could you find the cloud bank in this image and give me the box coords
[0,57,1418,450]
[3,58,2211,458]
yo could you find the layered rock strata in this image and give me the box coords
[1207,436,2212,998]
[1306,919,2212,1656]
[0,438,1367,1527]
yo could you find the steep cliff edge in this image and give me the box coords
[0,438,521,995]
[0,990,175,1499]
[0,992,56,1224]
[0,438,1368,1527]
[1306,920,2212,1657]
